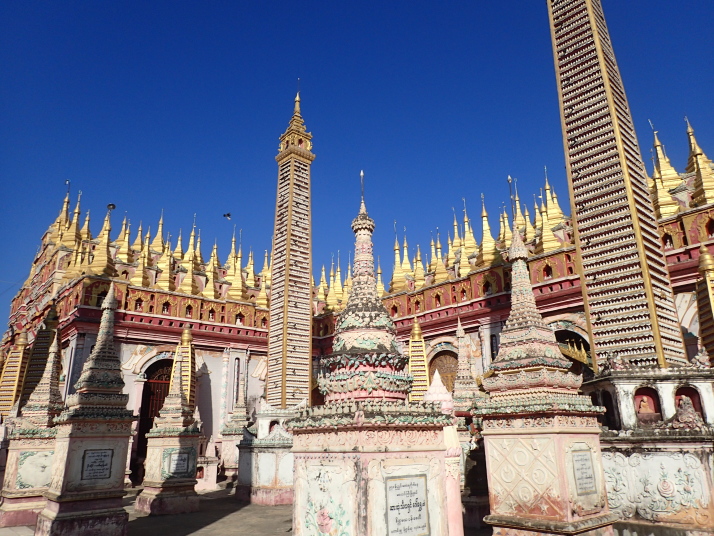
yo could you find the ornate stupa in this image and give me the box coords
[473,228,615,535]
[289,175,462,536]
[317,187,412,403]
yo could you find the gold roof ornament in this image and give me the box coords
[686,119,714,207]
[115,218,133,264]
[317,265,328,302]
[255,265,269,308]
[501,208,513,248]
[334,253,345,308]
[87,206,116,277]
[651,130,682,218]
[536,196,560,254]
[245,249,256,288]
[523,204,535,242]
[132,222,144,253]
[150,211,164,253]
[433,231,449,283]
[154,238,175,291]
[401,235,412,276]
[429,236,436,273]
[376,258,386,297]
[512,181,526,233]
[173,228,184,260]
[326,257,339,309]
[389,232,406,293]
[130,233,150,287]
[196,229,205,266]
[413,245,426,288]
[52,192,71,242]
[544,175,565,223]
[446,230,455,269]
[80,209,92,243]
[61,192,82,248]
[477,194,498,267]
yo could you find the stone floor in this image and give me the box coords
[0,490,293,536]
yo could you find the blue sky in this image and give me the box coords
[1,1,713,323]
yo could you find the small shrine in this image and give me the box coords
[0,312,63,527]
[35,284,136,536]
[288,184,462,536]
[473,228,617,536]
[135,328,201,514]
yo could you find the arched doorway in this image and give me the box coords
[132,358,173,484]
[428,351,458,393]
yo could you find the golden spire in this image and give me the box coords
[462,200,478,257]
[132,222,143,253]
[452,209,460,249]
[429,236,437,273]
[130,234,150,287]
[186,225,197,267]
[478,194,498,267]
[376,259,386,297]
[344,258,353,299]
[177,243,198,295]
[501,208,512,247]
[408,318,429,401]
[326,257,339,309]
[401,235,412,276]
[686,119,714,207]
[413,245,426,288]
[173,229,184,259]
[446,230,455,268]
[651,130,681,217]
[196,229,205,266]
[203,241,221,298]
[150,211,164,252]
[536,197,560,254]
[544,175,565,223]
[154,238,175,291]
[317,265,328,302]
[80,210,92,243]
[62,192,82,248]
[261,250,270,288]
[115,217,133,264]
[334,253,344,307]
[54,192,71,239]
[88,207,116,277]
[389,232,406,293]
[513,182,526,232]
[523,205,535,241]
[245,249,256,288]
[433,231,449,283]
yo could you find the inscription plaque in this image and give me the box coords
[386,475,429,536]
[81,449,113,480]
[169,452,190,474]
[572,450,596,495]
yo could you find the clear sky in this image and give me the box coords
[1,1,713,324]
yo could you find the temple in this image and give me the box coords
[1,1,713,534]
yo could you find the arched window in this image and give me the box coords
[235,313,244,326]
[707,219,714,238]
[483,281,492,296]
[134,298,143,312]
[185,305,193,318]
[675,386,703,417]
[634,387,662,424]
[662,233,674,250]
[543,265,553,280]
[162,301,171,315]
[96,290,107,307]
[391,305,398,317]
[434,294,441,308]
[461,289,467,301]
[261,317,267,328]
[414,300,421,313]
[208,309,215,321]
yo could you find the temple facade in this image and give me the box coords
[0,1,713,533]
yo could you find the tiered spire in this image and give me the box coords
[17,334,64,429]
[687,120,714,207]
[0,332,30,419]
[413,246,426,288]
[56,284,134,423]
[389,234,406,293]
[477,195,498,267]
[318,184,410,402]
[651,131,682,218]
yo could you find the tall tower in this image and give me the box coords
[266,93,315,408]
[547,0,687,368]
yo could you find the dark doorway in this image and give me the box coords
[428,351,459,392]
[132,358,173,485]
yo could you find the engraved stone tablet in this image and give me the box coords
[81,449,113,480]
[572,449,596,495]
[169,452,189,474]
[386,475,430,536]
